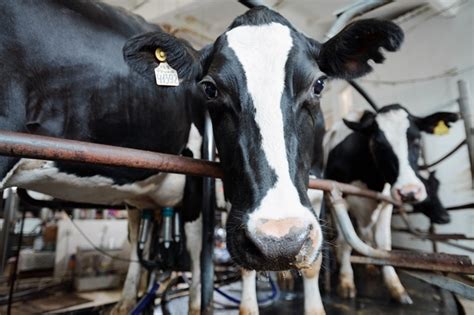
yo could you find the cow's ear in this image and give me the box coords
[428,170,438,181]
[427,170,440,189]
[318,19,404,79]
[414,112,459,134]
[123,31,199,81]
[343,110,376,134]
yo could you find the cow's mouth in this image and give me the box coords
[226,219,322,271]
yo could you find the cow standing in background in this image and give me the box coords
[323,105,458,303]
[0,1,403,314]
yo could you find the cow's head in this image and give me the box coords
[344,104,458,203]
[415,171,450,224]
[124,7,403,270]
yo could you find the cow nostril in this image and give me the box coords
[247,218,311,260]
[401,193,415,202]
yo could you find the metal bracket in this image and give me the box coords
[201,111,216,315]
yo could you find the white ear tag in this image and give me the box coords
[154,62,179,87]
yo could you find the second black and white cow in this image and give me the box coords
[323,104,458,303]
[0,1,403,314]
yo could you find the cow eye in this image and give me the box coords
[313,77,325,96]
[201,80,218,100]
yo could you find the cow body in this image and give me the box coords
[0,1,200,203]
[0,1,201,313]
[323,105,458,304]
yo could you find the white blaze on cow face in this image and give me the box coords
[376,109,427,202]
[226,23,321,264]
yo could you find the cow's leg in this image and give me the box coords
[374,202,413,304]
[240,269,258,315]
[185,215,202,315]
[303,255,325,315]
[335,223,356,298]
[110,209,142,315]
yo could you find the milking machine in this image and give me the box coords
[131,112,219,313]
[132,205,191,314]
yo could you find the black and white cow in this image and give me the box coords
[323,104,458,303]
[0,1,403,314]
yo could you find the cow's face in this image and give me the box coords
[124,7,403,270]
[344,105,458,204]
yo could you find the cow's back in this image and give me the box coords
[0,1,195,184]
[0,1,199,207]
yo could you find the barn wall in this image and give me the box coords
[322,1,474,259]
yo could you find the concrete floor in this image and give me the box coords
[158,266,460,315]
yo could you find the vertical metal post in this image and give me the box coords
[201,112,216,315]
[0,188,19,274]
[321,201,332,294]
[457,80,474,188]
[429,224,438,253]
[7,207,25,315]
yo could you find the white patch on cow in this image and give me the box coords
[225,200,232,212]
[1,159,183,208]
[117,210,141,312]
[308,175,324,217]
[0,159,24,189]
[185,215,202,313]
[376,110,426,201]
[227,23,320,246]
[187,123,202,159]
[240,269,258,315]
[1,125,202,209]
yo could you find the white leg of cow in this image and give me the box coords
[374,202,413,304]
[335,223,356,299]
[303,255,325,315]
[240,269,258,315]
[110,209,141,315]
[185,215,202,315]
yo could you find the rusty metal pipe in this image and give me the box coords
[0,131,472,273]
[0,131,403,206]
[0,130,224,179]
[329,188,390,258]
[351,251,474,274]
[312,178,402,206]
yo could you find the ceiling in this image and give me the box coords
[103,0,461,47]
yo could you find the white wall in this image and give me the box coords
[54,217,129,278]
[321,1,474,258]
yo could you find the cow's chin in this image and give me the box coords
[226,224,321,271]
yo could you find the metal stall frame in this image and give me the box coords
[0,130,473,312]
[201,112,216,314]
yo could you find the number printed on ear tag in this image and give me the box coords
[154,62,179,87]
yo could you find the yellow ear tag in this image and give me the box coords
[154,48,179,87]
[155,48,167,62]
[433,120,449,135]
